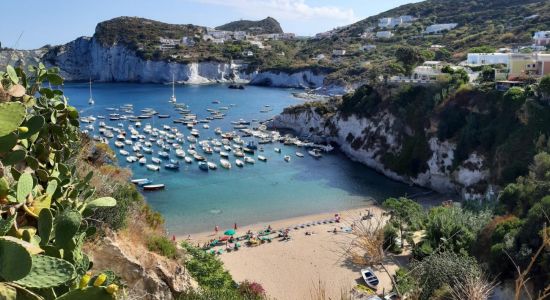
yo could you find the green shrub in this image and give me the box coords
[147,235,179,259]
[181,242,236,290]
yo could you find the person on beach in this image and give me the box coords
[215,225,219,234]
[234,222,238,230]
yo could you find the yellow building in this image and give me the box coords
[508,53,550,79]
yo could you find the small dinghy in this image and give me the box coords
[258,155,267,162]
[284,155,291,162]
[131,178,150,185]
[198,161,209,171]
[220,159,231,169]
[184,157,193,164]
[143,184,165,191]
[360,268,379,290]
[235,159,244,167]
[146,164,160,171]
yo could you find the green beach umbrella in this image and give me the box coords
[224,229,236,236]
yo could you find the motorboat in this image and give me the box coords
[139,157,147,164]
[146,164,160,171]
[184,157,193,164]
[235,159,244,167]
[164,162,180,170]
[119,150,129,156]
[207,162,217,170]
[175,149,186,158]
[296,152,304,158]
[274,147,281,153]
[198,161,209,171]
[131,178,150,185]
[244,157,255,164]
[284,155,291,162]
[143,184,165,191]
[258,155,267,162]
[220,159,231,169]
[308,149,322,159]
[220,151,229,158]
[151,157,161,164]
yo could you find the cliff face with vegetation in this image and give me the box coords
[216,17,283,34]
[271,82,550,200]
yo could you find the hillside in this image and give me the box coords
[216,17,283,34]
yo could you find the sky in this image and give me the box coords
[1,0,421,49]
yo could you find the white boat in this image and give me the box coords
[146,164,160,171]
[203,124,210,129]
[139,157,147,164]
[169,74,177,103]
[220,159,231,169]
[114,141,124,148]
[175,149,186,158]
[258,155,267,162]
[207,162,217,170]
[151,157,161,164]
[296,152,304,157]
[274,147,281,153]
[119,150,129,156]
[184,156,193,164]
[88,78,95,105]
[308,149,322,158]
[361,268,379,290]
[220,151,229,158]
[235,159,244,167]
[244,157,255,164]
[284,155,291,162]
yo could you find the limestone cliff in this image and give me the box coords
[269,107,492,200]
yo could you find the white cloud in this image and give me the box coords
[193,0,357,23]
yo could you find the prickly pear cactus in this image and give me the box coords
[0,65,119,299]
[14,255,76,288]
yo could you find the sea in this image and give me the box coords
[63,82,426,234]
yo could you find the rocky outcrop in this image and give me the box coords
[270,107,491,200]
[249,69,325,88]
[86,231,197,300]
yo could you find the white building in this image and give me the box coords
[332,49,346,56]
[425,23,458,34]
[233,31,247,41]
[315,54,326,60]
[533,31,550,46]
[361,44,377,51]
[242,50,254,57]
[376,31,393,39]
[467,53,510,66]
[249,40,264,49]
[378,16,415,28]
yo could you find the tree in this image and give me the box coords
[395,46,424,76]
[539,74,550,101]
[383,197,424,248]
[469,46,496,53]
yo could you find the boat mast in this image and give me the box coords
[89,78,93,99]
[172,74,175,98]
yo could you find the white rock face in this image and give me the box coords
[271,108,490,199]
[249,70,325,88]
[42,36,334,88]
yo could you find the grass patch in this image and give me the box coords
[147,235,179,259]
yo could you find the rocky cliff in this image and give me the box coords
[270,107,492,200]
[33,36,335,89]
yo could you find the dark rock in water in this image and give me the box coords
[228,84,245,90]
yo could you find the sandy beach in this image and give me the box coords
[182,205,400,300]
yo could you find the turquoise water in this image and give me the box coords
[63,83,425,234]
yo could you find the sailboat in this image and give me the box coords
[169,74,176,103]
[88,78,95,105]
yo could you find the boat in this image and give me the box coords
[220,159,231,169]
[143,184,165,191]
[119,150,129,156]
[258,155,267,162]
[169,74,177,103]
[164,162,180,170]
[158,151,170,159]
[198,161,209,171]
[244,157,255,164]
[139,157,147,164]
[131,178,150,184]
[126,156,138,163]
[184,156,193,164]
[220,151,229,158]
[193,154,205,161]
[146,164,160,171]
[308,149,322,158]
[235,159,244,167]
[246,141,258,150]
[158,114,170,118]
[207,162,218,170]
[284,155,291,162]
[228,84,244,90]
[88,78,95,105]
[114,141,124,148]
[296,152,304,158]
[151,157,161,164]
[175,149,186,158]
[361,268,379,290]
[274,147,281,153]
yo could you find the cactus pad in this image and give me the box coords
[0,214,15,235]
[16,172,33,203]
[38,209,53,246]
[19,115,44,139]
[0,133,17,153]
[0,102,26,137]
[0,283,16,300]
[54,209,82,248]
[56,286,113,300]
[86,197,116,209]
[0,237,33,281]
[14,255,76,289]
[0,176,9,198]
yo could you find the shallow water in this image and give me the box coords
[64,83,425,234]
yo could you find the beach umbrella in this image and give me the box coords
[224,229,236,236]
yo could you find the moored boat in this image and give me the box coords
[143,184,165,191]
[146,164,160,171]
[220,159,231,169]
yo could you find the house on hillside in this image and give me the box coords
[425,23,458,34]
[361,44,377,51]
[378,16,415,28]
[332,49,346,56]
[159,37,180,50]
[508,53,550,79]
[533,31,550,46]
[467,53,510,66]
[376,31,393,39]
[242,50,254,57]
[388,61,448,84]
